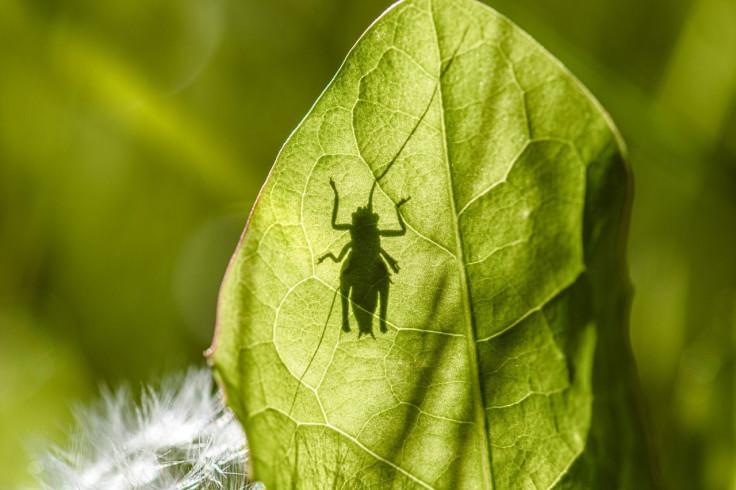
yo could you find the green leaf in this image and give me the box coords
[209,0,657,487]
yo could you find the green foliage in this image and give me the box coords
[3,0,733,487]
[210,0,656,487]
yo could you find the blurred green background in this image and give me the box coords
[1,0,734,488]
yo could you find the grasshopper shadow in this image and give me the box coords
[318,178,409,339]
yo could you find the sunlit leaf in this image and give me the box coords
[209,0,657,487]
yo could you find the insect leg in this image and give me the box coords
[378,279,389,333]
[318,242,352,264]
[379,197,410,237]
[328,178,351,231]
[340,275,351,333]
[380,248,400,273]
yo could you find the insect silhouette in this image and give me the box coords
[318,178,410,338]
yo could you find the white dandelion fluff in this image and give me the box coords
[37,367,255,490]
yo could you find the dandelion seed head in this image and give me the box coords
[36,367,254,490]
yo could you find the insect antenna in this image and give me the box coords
[367,84,438,209]
[366,25,469,208]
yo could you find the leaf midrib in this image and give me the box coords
[429,1,494,488]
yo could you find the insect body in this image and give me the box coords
[318,178,409,338]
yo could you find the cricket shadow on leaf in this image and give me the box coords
[317,177,410,339]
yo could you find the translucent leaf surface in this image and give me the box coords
[209,0,656,487]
